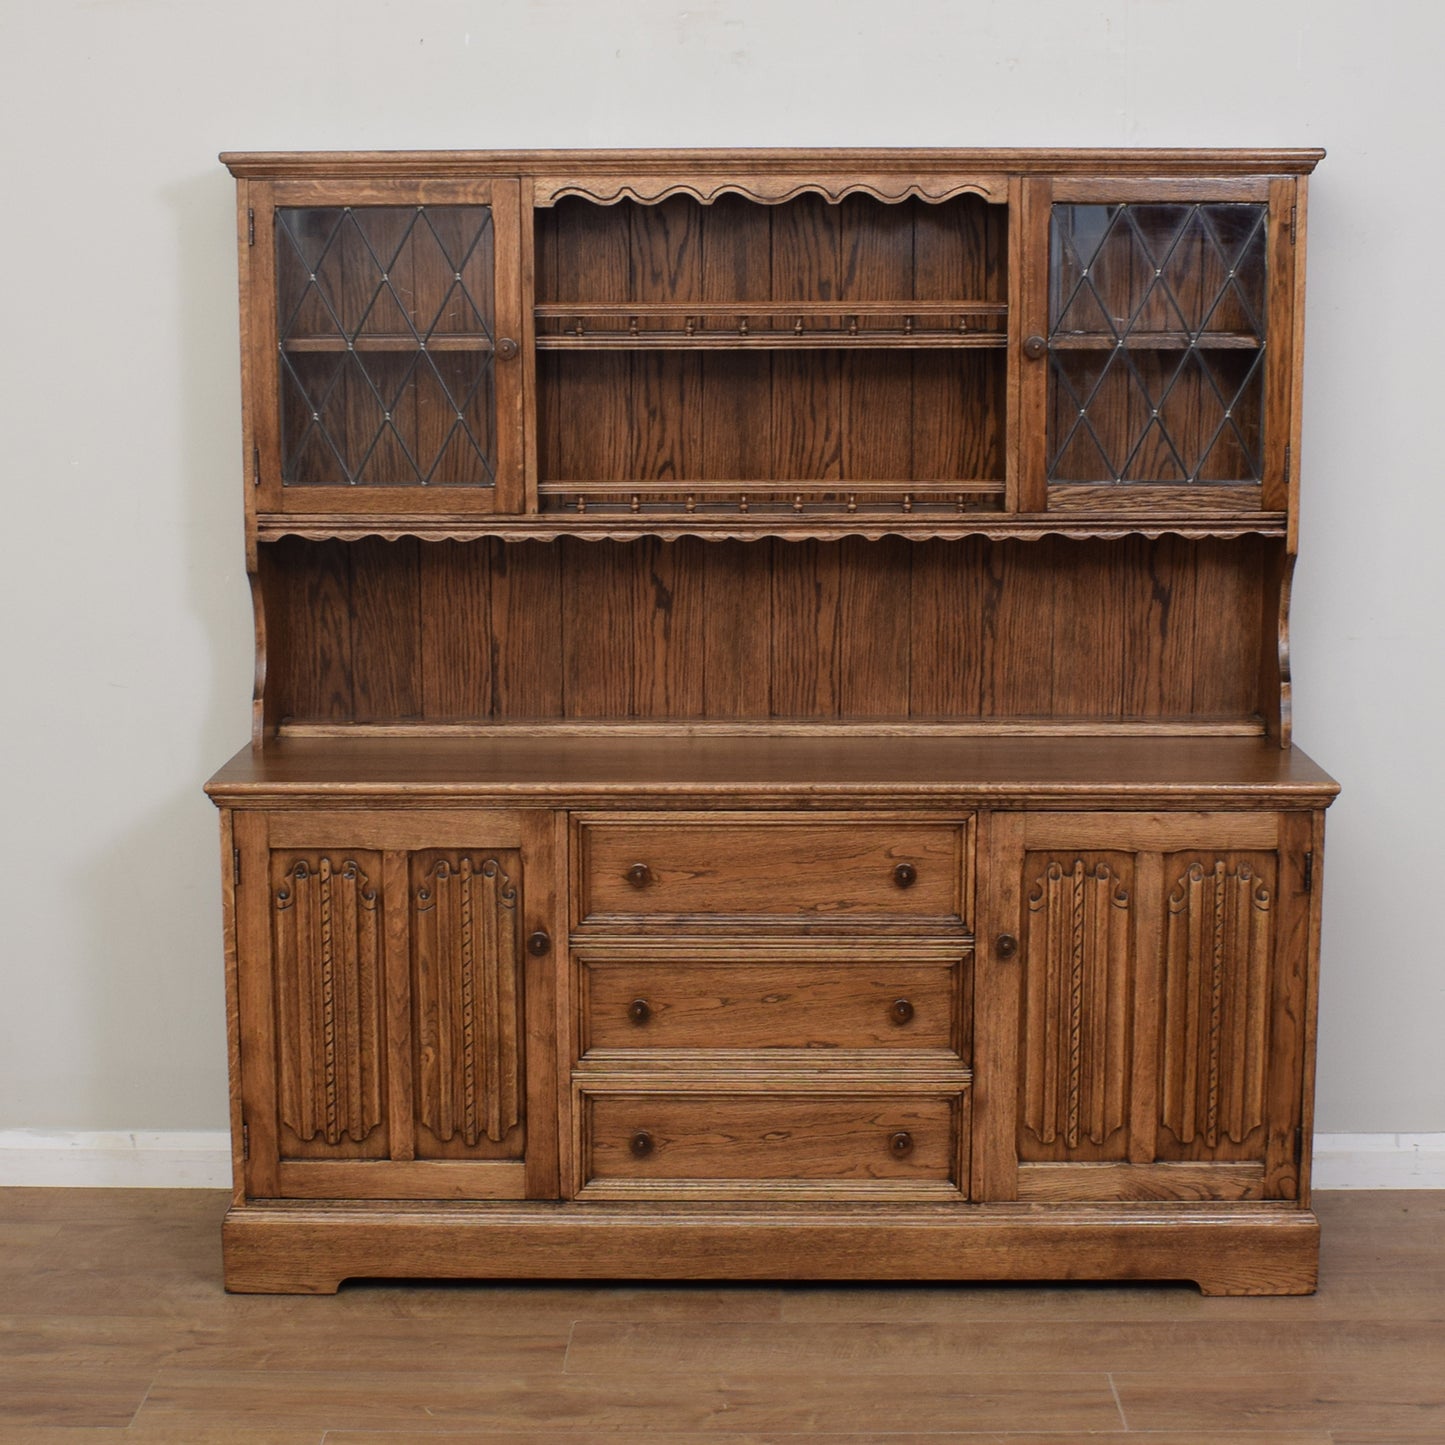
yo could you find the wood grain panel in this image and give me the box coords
[350,538,419,721]
[576,818,966,929]
[266,537,354,720]
[269,850,387,1159]
[1018,851,1134,1162]
[770,540,841,717]
[410,849,525,1159]
[838,537,910,718]
[488,540,564,718]
[701,539,772,718]
[419,540,491,718]
[630,537,705,718]
[1158,851,1275,1157]
[579,950,962,1052]
[909,539,976,717]
[561,540,633,717]
[260,537,1269,729]
[984,543,1054,717]
[582,1091,961,1188]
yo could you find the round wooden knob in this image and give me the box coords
[629,1130,654,1158]
[1023,334,1047,360]
[496,337,520,360]
[526,930,551,957]
[889,1131,914,1158]
[889,998,915,1025]
[628,998,652,1025]
[996,933,1019,960]
[626,863,653,889]
[893,862,917,889]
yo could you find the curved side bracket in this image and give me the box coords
[248,565,272,748]
[1261,546,1295,748]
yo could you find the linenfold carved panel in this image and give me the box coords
[412,852,524,1148]
[1021,854,1134,1155]
[1161,854,1274,1148]
[272,854,385,1147]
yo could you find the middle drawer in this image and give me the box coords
[575,944,969,1056]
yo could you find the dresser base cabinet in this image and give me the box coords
[210,148,1337,1295]
[210,736,1334,1296]
[220,1199,1320,1297]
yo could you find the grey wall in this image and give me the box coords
[1,0,1438,1132]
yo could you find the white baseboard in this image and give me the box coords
[1,1129,1442,1190]
[1311,1133,1445,1189]
[0,1130,232,1188]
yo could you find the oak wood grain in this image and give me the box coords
[216,148,1335,1298]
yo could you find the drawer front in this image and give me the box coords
[578,1087,967,1197]
[575,817,969,931]
[580,951,964,1053]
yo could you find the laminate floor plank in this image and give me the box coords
[0,1366,153,1429]
[323,1433,1333,1445]
[133,1367,1123,1434]
[777,1276,1445,1322]
[1115,1369,1445,1434]
[0,1430,321,1445]
[564,1318,1445,1377]
[1,1188,1443,1437]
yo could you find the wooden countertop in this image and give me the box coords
[206,735,1339,809]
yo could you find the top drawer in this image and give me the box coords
[574,814,971,933]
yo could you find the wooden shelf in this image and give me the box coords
[537,332,1006,351]
[535,480,1006,497]
[535,301,1006,350]
[1049,331,1262,351]
[252,511,1287,544]
[280,335,494,353]
[534,301,1008,319]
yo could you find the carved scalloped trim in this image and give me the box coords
[537,175,1008,208]
[256,521,1287,546]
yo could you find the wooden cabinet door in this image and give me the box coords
[973,810,1316,1202]
[1016,176,1303,516]
[242,178,526,516]
[232,810,558,1200]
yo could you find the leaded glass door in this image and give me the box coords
[1017,178,1300,515]
[244,179,525,515]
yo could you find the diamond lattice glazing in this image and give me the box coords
[275,206,498,487]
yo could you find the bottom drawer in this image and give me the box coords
[576,1083,969,1200]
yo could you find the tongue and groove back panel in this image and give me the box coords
[258,533,1272,729]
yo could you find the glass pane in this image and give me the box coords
[1047,202,1267,485]
[275,206,497,488]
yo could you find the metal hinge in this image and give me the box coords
[248,207,255,246]
[242,1123,250,1162]
[232,847,242,886]
[1289,205,1297,244]
[1284,442,1292,484]
[1303,851,1314,894]
[252,446,261,487]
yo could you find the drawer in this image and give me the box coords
[577,1083,968,1199]
[574,815,971,932]
[577,947,967,1054]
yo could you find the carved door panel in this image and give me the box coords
[1015,176,1303,516]
[233,810,559,1200]
[973,811,1314,1203]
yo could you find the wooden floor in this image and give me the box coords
[1,1190,1442,1443]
